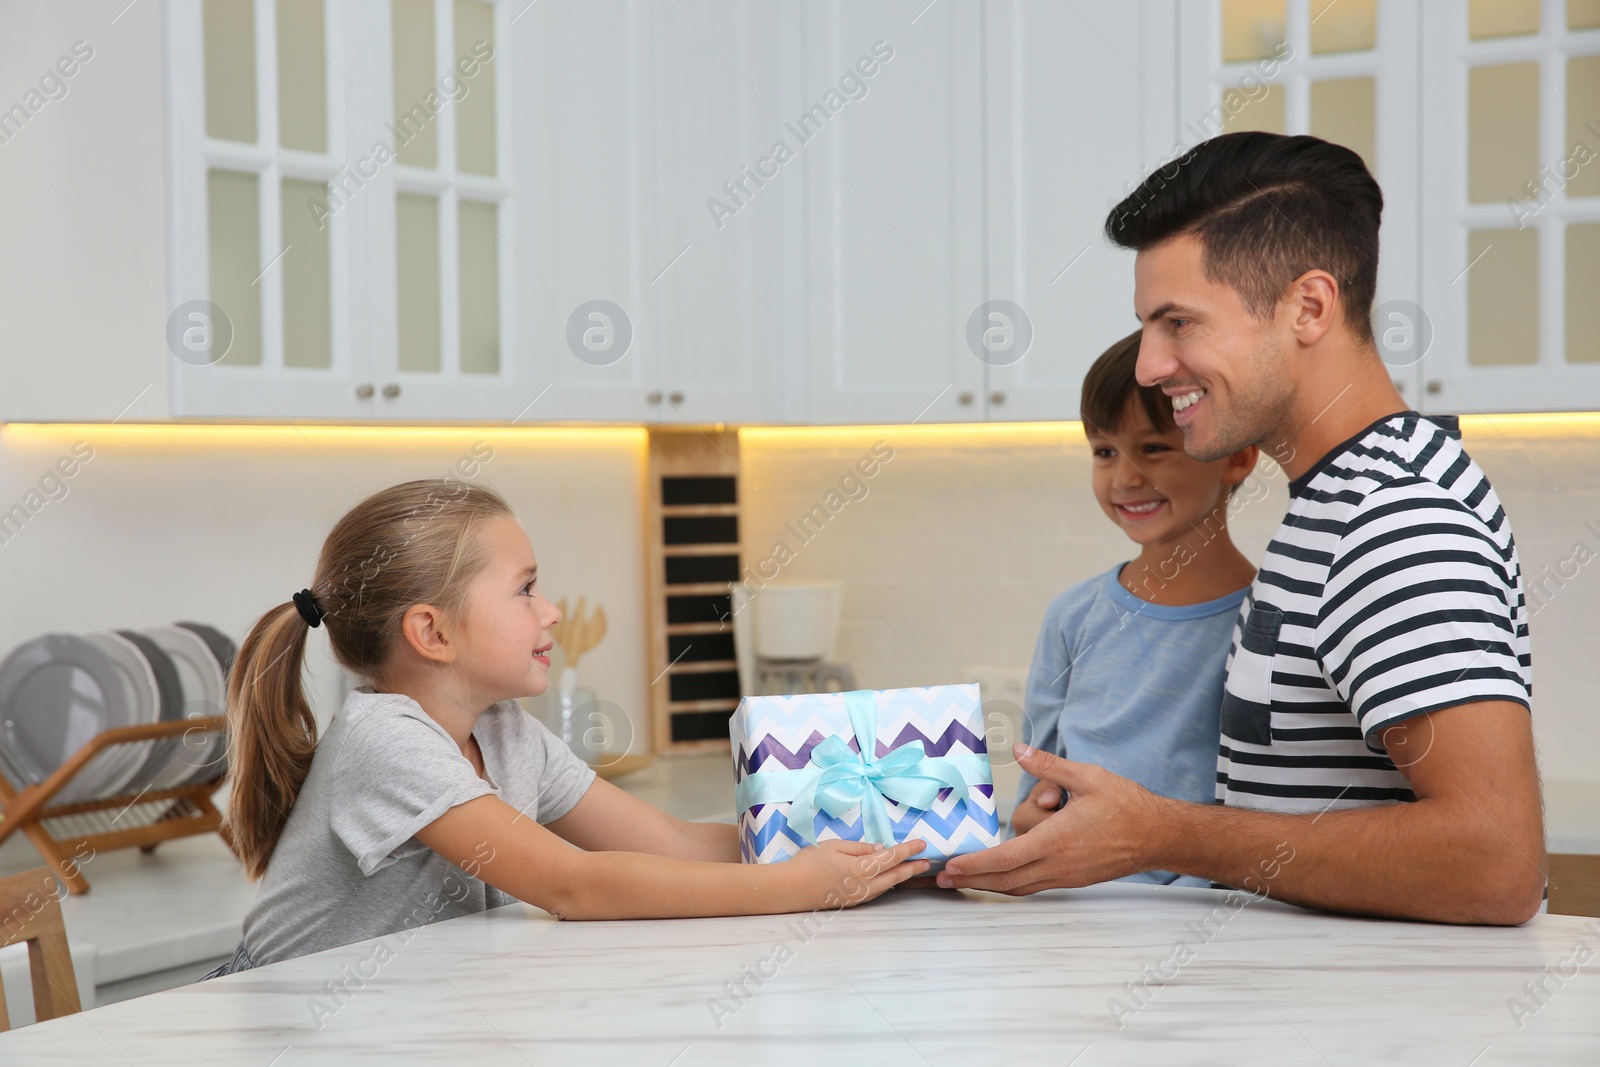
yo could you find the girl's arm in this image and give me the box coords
[414,791,927,920]
[542,777,740,863]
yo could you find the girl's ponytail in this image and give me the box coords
[225,600,319,880]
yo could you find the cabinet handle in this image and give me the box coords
[668,391,685,405]
[381,383,401,399]
[990,391,1006,405]
[354,383,374,399]
[646,391,664,404]
[958,391,975,405]
[1425,379,1443,396]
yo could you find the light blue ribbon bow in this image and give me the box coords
[736,690,992,846]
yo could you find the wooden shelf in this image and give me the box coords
[646,431,747,754]
[665,698,740,714]
[662,544,742,558]
[665,622,732,636]
[666,659,739,675]
[663,581,739,596]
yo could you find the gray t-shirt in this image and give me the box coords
[242,685,596,965]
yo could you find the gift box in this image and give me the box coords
[730,684,1003,870]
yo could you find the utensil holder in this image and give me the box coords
[0,717,232,894]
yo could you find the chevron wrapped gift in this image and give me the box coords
[730,684,1003,870]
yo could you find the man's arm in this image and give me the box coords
[938,700,1546,925]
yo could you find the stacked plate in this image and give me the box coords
[0,623,236,804]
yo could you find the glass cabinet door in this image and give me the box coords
[1419,0,1600,413]
[168,0,526,420]
[169,0,367,418]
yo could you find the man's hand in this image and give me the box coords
[1009,778,1065,836]
[942,704,1545,925]
[938,744,1169,894]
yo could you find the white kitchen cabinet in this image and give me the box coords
[511,0,661,424]
[794,0,988,425]
[1416,1,1600,414]
[184,0,787,427]
[644,1,788,425]
[26,0,1597,425]
[166,0,533,422]
[981,0,1177,423]
[533,0,789,426]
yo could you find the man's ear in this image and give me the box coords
[1222,443,1259,489]
[400,603,456,664]
[1287,269,1339,346]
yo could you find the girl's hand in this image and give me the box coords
[784,838,929,910]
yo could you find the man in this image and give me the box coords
[939,132,1544,925]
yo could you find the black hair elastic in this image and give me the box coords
[292,588,326,628]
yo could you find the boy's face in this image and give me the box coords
[1088,398,1252,548]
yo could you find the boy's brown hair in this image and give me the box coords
[1080,328,1175,437]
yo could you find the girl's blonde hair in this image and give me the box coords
[225,478,512,879]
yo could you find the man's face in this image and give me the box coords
[1132,233,1296,462]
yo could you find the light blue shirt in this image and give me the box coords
[1012,564,1248,887]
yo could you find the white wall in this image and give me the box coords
[0,424,653,747]
[738,421,1600,788]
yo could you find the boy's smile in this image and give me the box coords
[1112,497,1168,524]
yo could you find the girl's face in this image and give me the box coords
[457,514,563,702]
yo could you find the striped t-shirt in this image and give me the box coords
[1217,411,1531,813]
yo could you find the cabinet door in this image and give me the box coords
[1418,0,1600,413]
[983,0,1175,422]
[646,1,787,425]
[169,0,536,421]
[166,0,373,420]
[492,0,792,426]
[799,0,987,425]
[365,0,530,420]
[516,0,662,423]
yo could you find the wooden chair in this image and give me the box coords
[0,867,82,1030]
[1548,853,1600,918]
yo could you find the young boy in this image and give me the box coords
[1010,329,1259,886]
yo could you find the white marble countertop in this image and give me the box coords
[2,881,1596,1065]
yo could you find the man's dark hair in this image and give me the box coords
[1080,329,1174,436]
[1104,132,1383,343]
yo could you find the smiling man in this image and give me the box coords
[939,132,1546,924]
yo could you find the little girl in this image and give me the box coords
[212,478,926,971]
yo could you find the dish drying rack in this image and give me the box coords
[0,717,232,894]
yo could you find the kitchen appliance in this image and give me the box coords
[741,580,855,696]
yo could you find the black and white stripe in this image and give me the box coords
[1217,412,1531,815]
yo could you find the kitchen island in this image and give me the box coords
[2,878,1596,1065]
